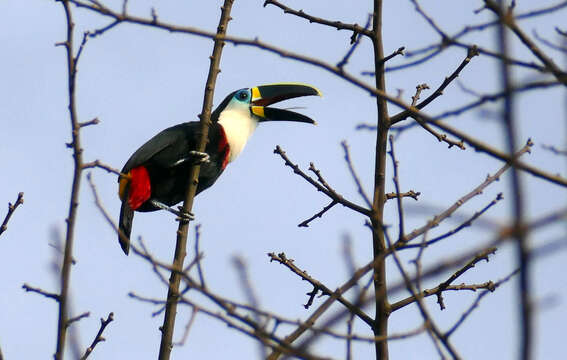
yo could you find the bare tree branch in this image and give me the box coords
[484,0,567,86]
[158,2,235,358]
[445,269,519,337]
[274,146,372,217]
[396,140,532,248]
[268,252,374,327]
[263,0,373,38]
[382,231,461,359]
[492,3,532,359]
[66,0,567,187]
[390,46,479,125]
[55,2,88,358]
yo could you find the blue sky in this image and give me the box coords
[1,1,566,359]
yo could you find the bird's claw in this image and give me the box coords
[175,206,195,222]
[189,151,210,164]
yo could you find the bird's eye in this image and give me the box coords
[238,91,248,100]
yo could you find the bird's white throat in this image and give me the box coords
[218,109,258,163]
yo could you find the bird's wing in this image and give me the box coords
[121,122,201,173]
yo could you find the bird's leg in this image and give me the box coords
[189,151,210,164]
[150,199,195,221]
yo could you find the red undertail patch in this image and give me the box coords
[218,125,230,169]
[128,166,151,210]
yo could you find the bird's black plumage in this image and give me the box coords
[118,122,229,253]
[121,122,228,210]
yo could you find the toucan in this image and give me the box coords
[118,83,321,254]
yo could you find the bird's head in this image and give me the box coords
[212,83,321,124]
[213,83,321,163]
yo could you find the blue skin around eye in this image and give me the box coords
[234,89,250,103]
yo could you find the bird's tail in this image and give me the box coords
[119,200,134,255]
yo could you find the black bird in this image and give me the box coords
[118,83,321,254]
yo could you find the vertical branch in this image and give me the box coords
[158,1,235,359]
[370,0,391,359]
[495,2,530,359]
[55,1,85,359]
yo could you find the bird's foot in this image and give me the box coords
[150,200,195,222]
[189,151,210,164]
[175,206,195,223]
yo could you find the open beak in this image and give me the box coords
[250,83,321,124]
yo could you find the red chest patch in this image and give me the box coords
[218,126,230,169]
[128,166,151,210]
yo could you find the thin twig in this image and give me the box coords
[377,46,406,67]
[173,306,198,346]
[80,312,114,360]
[434,248,497,310]
[542,144,567,156]
[82,160,123,176]
[337,14,372,70]
[298,200,338,227]
[373,46,477,125]
[346,312,355,360]
[411,0,449,40]
[399,193,504,250]
[194,224,206,288]
[533,30,567,53]
[341,141,372,207]
[0,192,24,237]
[388,135,406,241]
[233,256,267,358]
[390,46,479,125]
[66,312,90,328]
[385,191,421,201]
[411,83,430,106]
[22,283,60,301]
[391,280,498,312]
[445,269,519,337]
[79,117,100,128]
